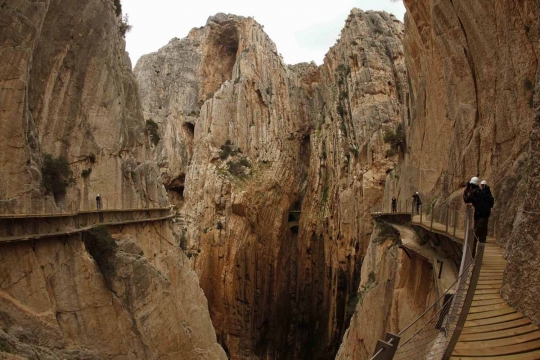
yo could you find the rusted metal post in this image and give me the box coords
[445,205,449,234]
[438,261,444,279]
[430,204,434,231]
[453,208,457,240]
[371,333,400,360]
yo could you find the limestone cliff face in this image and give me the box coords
[136,10,406,359]
[335,221,439,359]
[384,0,539,244]
[364,0,540,346]
[0,0,225,358]
[0,0,168,214]
[0,224,226,359]
[502,0,540,327]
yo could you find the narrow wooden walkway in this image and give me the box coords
[410,214,540,359]
[450,243,540,359]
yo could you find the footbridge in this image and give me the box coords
[0,206,174,243]
[370,203,540,360]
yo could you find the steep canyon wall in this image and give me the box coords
[135,10,406,359]
[0,0,224,358]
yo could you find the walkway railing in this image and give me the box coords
[0,206,174,243]
[0,197,166,216]
[370,206,485,360]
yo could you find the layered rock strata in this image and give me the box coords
[136,10,406,359]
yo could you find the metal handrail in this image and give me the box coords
[370,205,480,360]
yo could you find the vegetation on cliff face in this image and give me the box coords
[41,154,75,198]
[383,123,405,157]
[83,226,118,279]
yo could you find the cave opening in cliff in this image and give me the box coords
[200,22,239,102]
[183,122,195,138]
[167,173,186,203]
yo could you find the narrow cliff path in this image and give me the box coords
[410,215,540,359]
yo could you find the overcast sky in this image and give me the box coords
[123,0,406,67]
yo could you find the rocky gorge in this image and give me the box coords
[0,0,539,359]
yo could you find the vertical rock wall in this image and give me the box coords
[135,10,406,359]
[0,0,168,214]
[388,0,539,245]
[0,223,226,359]
[502,0,540,327]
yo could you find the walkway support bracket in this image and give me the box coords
[371,333,400,360]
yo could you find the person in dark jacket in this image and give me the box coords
[412,192,422,215]
[480,180,495,214]
[392,196,397,213]
[96,194,102,210]
[463,177,493,257]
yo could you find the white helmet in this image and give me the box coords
[416,191,419,194]
[470,177,479,185]
[481,180,487,185]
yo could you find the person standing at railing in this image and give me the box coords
[412,192,422,215]
[463,177,493,257]
[481,180,495,210]
[392,196,397,213]
[96,194,102,210]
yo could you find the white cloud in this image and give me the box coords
[122,0,405,67]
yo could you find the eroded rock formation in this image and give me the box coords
[0,0,168,213]
[0,0,225,358]
[136,10,406,359]
[0,223,225,359]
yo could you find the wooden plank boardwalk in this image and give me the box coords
[407,214,540,359]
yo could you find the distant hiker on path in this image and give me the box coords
[412,192,422,215]
[96,194,102,210]
[392,196,397,213]
[464,177,494,258]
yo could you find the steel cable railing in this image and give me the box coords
[370,206,483,360]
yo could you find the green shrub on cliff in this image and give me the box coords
[83,226,118,279]
[145,119,160,146]
[41,154,75,197]
[383,123,405,156]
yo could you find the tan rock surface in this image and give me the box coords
[136,10,406,359]
[502,1,540,328]
[0,223,226,359]
[385,0,539,245]
[0,0,168,214]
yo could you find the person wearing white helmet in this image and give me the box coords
[464,176,494,257]
[412,191,422,215]
[96,193,102,210]
[481,180,495,210]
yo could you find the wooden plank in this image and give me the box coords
[473,293,505,300]
[458,324,540,342]
[461,318,532,334]
[465,313,525,328]
[466,307,516,321]
[469,302,513,314]
[455,330,540,350]
[452,338,540,357]
[450,349,540,359]
[475,288,502,295]
[477,280,504,285]
[465,312,523,327]
[476,284,502,290]
[471,298,508,307]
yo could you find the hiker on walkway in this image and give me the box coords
[392,196,397,213]
[96,194,102,210]
[481,180,495,210]
[412,192,422,215]
[463,177,494,257]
